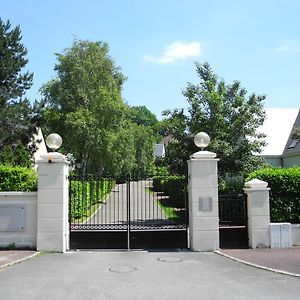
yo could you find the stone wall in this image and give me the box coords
[0,192,37,248]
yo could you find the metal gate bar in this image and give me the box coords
[219,193,248,249]
[69,174,188,249]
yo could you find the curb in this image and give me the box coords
[0,252,39,271]
[215,250,300,278]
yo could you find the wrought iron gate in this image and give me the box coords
[69,174,188,249]
[219,193,248,248]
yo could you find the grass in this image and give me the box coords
[147,187,186,223]
[156,198,186,222]
[70,191,112,223]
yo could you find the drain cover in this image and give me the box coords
[158,256,183,263]
[109,265,137,273]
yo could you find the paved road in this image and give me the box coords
[87,180,168,226]
[0,251,299,300]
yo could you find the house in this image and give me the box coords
[154,108,300,167]
[260,108,300,167]
[31,128,48,169]
[154,135,174,158]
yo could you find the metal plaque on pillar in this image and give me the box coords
[198,197,213,212]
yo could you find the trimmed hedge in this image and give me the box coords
[0,165,38,191]
[70,178,115,219]
[247,167,300,223]
[153,175,186,206]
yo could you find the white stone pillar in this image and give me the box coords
[244,179,270,248]
[188,151,219,251]
[37,153,69,252]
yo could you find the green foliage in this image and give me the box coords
[42,40,156,176]
[70,178,115,220]
[292,127,300,139]
[0,165,37,191]
[219,176,245,194]
[131,124,156,176]
[162,62,266,178]
[0,18,33,105]
[153,175,186,206]
[127,105,158,127]
[247,167,300,223]
[0,18,41,166]
[42,40,126,175]
[8,243,16,250]
[152,166,170,176]
[0,144,32,168]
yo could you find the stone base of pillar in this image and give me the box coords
[37,154,69,253]
[190,230,219,251]
[188,151,220,252]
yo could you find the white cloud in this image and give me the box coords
[275,40,300,53]
[143,41,202,64]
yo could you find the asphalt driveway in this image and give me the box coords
[0,251,299,300]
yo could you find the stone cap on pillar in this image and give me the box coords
[244,178,270,191]
[38,152,69,164]
[190,150,217,159]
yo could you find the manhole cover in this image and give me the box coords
[158,256,183,263]
[109,265,137,273]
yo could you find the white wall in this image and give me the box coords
[292,224,300,246]
[0,192,37,249]
[283,155,300,167]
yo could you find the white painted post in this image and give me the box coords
[188,151,219,251]
[244,179,270,248]
[37,153,69,252]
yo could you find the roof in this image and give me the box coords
[283,109,300,156]
[259,108,300,156]
[31,128,48,165]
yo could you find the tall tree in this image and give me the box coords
[0,18,39,167]
[42,40,156,175]
[127,105,158,127]
[163,62,266,177]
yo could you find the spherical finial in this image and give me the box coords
[194,132,210,150]
[46,133,63,151]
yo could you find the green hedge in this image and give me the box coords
[219,176,244,194]
[153,175,186,206]
[70,178,115,220]
[247,167,300,223]
[0,165,38,191]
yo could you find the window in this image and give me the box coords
[288,139,299,149]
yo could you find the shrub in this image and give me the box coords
[219,176,244,194]
[0,165,37,191]
[0,145,32,168]
[247,167,300,223]
[152,175,186,206]
[70,178,115,219]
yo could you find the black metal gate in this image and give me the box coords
[219,193,248,248]
[69,174,188,249]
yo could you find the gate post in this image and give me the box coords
[36,153,69,252]
[244,179,270,248]
[188,151,219,251]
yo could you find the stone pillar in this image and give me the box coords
[244,179,270,248]
[188,151,219,251]
[37,153,69,252]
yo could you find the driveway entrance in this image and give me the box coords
[69,174,188,249]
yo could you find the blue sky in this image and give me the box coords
[2,0,300,118]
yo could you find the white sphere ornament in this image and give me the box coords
[194,132,210,150]
[46,133,63,151]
